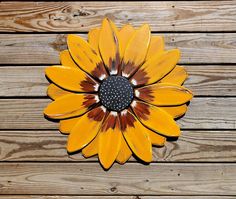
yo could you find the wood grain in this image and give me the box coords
[0,1,236,198]
[0,130,235,162]
[0,163,235,195]
[0,98,235,130]
[1,65,236,97]
[0,1,236,32]
[0,33,236,64]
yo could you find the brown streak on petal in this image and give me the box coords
[101,114,119,131]
[86,51,96,64]
[88,106,106,122]
[80,76,97,92]
[119,111,135,131]
[132,68,149,86]
[138,87,154,102]
[122,61,136,77]
[82,94,97,108]
[91,48,98,56]
[109,52,121,74]
[133,101,150,121]
[91,62,108,79]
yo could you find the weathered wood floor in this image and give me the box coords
[0,1,236,198]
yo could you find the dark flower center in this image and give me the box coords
[99,76,134,112]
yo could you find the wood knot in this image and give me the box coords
[110,186,117,193]
[72,9,92,17]
[49,35,67,52]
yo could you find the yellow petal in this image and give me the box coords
[59,117,80,134]
[161,104,188,119]
[67,106,106,153]
[82,133,99,158]
[147,130,166,146]
[47,84,71,100]
[88,28,100,54]
[67,34,108,80]
[130,49,180,86]
[98,112,122,169]
[116,135,132,164]
[60,50,78,69]
[131,100,181,137]
[146,36,164,61]
[44,93,97,119]
[122,24,151,77]
[137,83,193,106]
[120,110,152,162]
[45,66,98,92]
[99,18,120,75]
[118,24,135,59]
[160,65,188,85]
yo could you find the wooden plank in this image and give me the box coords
[0,163,235,195]
[0,196,234,199]
[1,65,236,97]
[0,130,235,162]
[0,33,236,64]
[0,98,235,130]
[0,1,236,32]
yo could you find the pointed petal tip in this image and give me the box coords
[66,144,76,154]
[105,17,115,24]
[45,65,61,75]
[172,126,181,137]
[116,156,131,165]
[103,17,109,21]
[139,23,151,35]
[140,153,152,163]
[67,34,85,45]
[44,66,51,74]
[121,23,134,30]
[102,17,112,25]
[66,143,72,153]
[59,49,67,56]
[43,105,52,118]
[82,152,90,158]
[100,158,115,170]
[67,34,74,42]
[45,66,57,77]
[180,85,194,100]
[67,135,85,154]
[158,137,167,146]
[172,48,181,58]
[141,23,150,29]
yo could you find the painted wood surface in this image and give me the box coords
[0,163,235,195]
[0,1,235,197]
[1,65,236,97]
[0,33,236,64]
[0,1,235,32]
[0,130,235,162]
[0,98,235,129]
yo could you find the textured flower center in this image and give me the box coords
[99,76,134,112]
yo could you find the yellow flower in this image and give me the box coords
[44,18,193,170]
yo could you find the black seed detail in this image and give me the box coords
[99,76,134,112]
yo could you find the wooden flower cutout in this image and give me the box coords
[44,18,193,170]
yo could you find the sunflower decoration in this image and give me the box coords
[44,18,193,170]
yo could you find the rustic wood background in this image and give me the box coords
[0,1,236,198]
